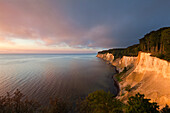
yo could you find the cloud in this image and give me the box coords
[0,0,170,53]
[0,0,114,50]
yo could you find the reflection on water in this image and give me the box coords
[0,54,117,104]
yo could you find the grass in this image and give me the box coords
[115,67,128,82]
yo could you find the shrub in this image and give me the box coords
[126,93,159,113]
[41,97,71,113]
[0,89,41,113]
[125,85,131,92]
[115,67,128,82]
[0,89,71,113]
[160,104,170,113]
[77,90,124,113]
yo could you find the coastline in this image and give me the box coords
[113,76,120,96]
[96,55,120,96]
[96,51,170,108]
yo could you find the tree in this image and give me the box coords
[161,104,170,113]
[0,89,71,113]
[77,90,124,113]
[126,93,159,113]
[41,97,71,113]
[0,89,41,113]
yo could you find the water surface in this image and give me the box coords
[0,54,117,104]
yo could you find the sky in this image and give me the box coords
[0,0,170,53]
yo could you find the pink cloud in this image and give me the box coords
[0,0,113,53]
[0,36,15,45]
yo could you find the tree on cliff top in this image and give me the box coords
[126,93,159,113]
[161,104,170,113]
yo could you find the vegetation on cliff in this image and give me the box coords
[0,89,71,113]
[126,93,159,113]
[1,89,169,113]
[77,90,170,113]
[98,27,170,61]
[77,90,124,113]
[140,27,170,61]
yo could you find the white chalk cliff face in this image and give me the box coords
[97,53,137,72]
[97,51,170,108]
[112,56,137,72]
[96,53,114,63]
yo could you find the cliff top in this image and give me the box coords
[98,27,170,61]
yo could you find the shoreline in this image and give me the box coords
[113,76,120,96]
[96,51,170,108]
[96,56,120,96]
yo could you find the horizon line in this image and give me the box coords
[0,53,97,55]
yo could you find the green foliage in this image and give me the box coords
[0,89,70,113]
[115,76,123,82]
[1,89,167,113]
[77,90,124,113]
[161,104,170,113]
[125,85,131,92]
[140,27,170,61]
[123,44,140,56]
[41,97,71,113]
[98,48,125,54]
[115,67,128,82]
[98,45,140,60]
[78,91,162,113]
[98,27,170,61]
[0,89,41,113]
[0,90,124,113]
[126,93,159,113]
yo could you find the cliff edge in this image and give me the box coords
[97,51,170,108]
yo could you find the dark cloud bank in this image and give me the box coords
[0,0,170,50]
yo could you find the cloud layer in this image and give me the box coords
[0,0,170,53]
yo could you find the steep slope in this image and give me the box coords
[119,52,170,108]
[96,51,170,108]
[97,27,170,108]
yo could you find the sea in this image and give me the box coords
[0,54,117,105]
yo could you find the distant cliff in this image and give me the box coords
[96,27,170,108]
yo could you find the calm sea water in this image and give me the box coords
[0,54,117,104]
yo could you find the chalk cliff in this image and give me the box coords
[96,51,170,108]
[96,53,114,63]
[97,53,137,72]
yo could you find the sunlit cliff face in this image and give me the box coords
[97,52,170,108]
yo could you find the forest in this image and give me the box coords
[98,27,170,61]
